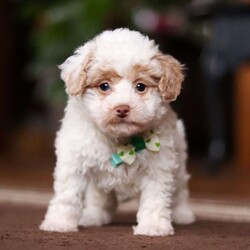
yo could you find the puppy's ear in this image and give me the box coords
[155,53,184,102]
[59,43,93,96]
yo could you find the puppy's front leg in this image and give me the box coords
[133,171,175,236]
[40,159,86,232]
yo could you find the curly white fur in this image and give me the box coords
[40,28,195,236]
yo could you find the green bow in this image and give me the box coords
[110,131,160,167]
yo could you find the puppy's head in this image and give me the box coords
[60,29,184,138]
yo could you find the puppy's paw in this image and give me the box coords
[78,207,112,227]
[172,205,195,225]
[133,219,174,236]
[40,218,78,232]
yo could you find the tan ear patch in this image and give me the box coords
[154,53,184,102]
[65,53,93,96]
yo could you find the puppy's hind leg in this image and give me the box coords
[172,168,195,225]
[79,183,117,227]
[172,120,195,225]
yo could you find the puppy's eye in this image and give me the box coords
[99,82,110,92]
[135,83,147,92]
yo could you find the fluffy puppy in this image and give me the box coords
[40,28,195,236]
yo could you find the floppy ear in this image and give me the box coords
[59,43,93,96]
[155,53,184,102]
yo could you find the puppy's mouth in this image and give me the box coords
[103,116,148,137]
[110,117,142,127]
[99,110,153,137]
[106,111,153,129]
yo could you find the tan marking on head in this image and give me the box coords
[87,68,121,88]
[124,64,160,98]
[127,64,161,86]
[86,68,122,98]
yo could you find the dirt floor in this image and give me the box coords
[1,202,250,250]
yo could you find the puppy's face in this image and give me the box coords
[60,29,184,138]
[83,63,166,137]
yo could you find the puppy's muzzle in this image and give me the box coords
[115,105,130,118]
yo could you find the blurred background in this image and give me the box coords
[0,0,250,202]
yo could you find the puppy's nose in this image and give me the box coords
[115,105,130,118]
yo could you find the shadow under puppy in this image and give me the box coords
[40,28,195,236]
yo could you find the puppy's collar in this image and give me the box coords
[110,130,160,167]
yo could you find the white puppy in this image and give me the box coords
[40,28,195,236]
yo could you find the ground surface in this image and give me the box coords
[1,203,249,250]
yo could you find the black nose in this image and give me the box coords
[115,105,130,118]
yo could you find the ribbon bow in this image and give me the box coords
[110,130,160,167]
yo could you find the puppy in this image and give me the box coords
[40,28,195,236]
